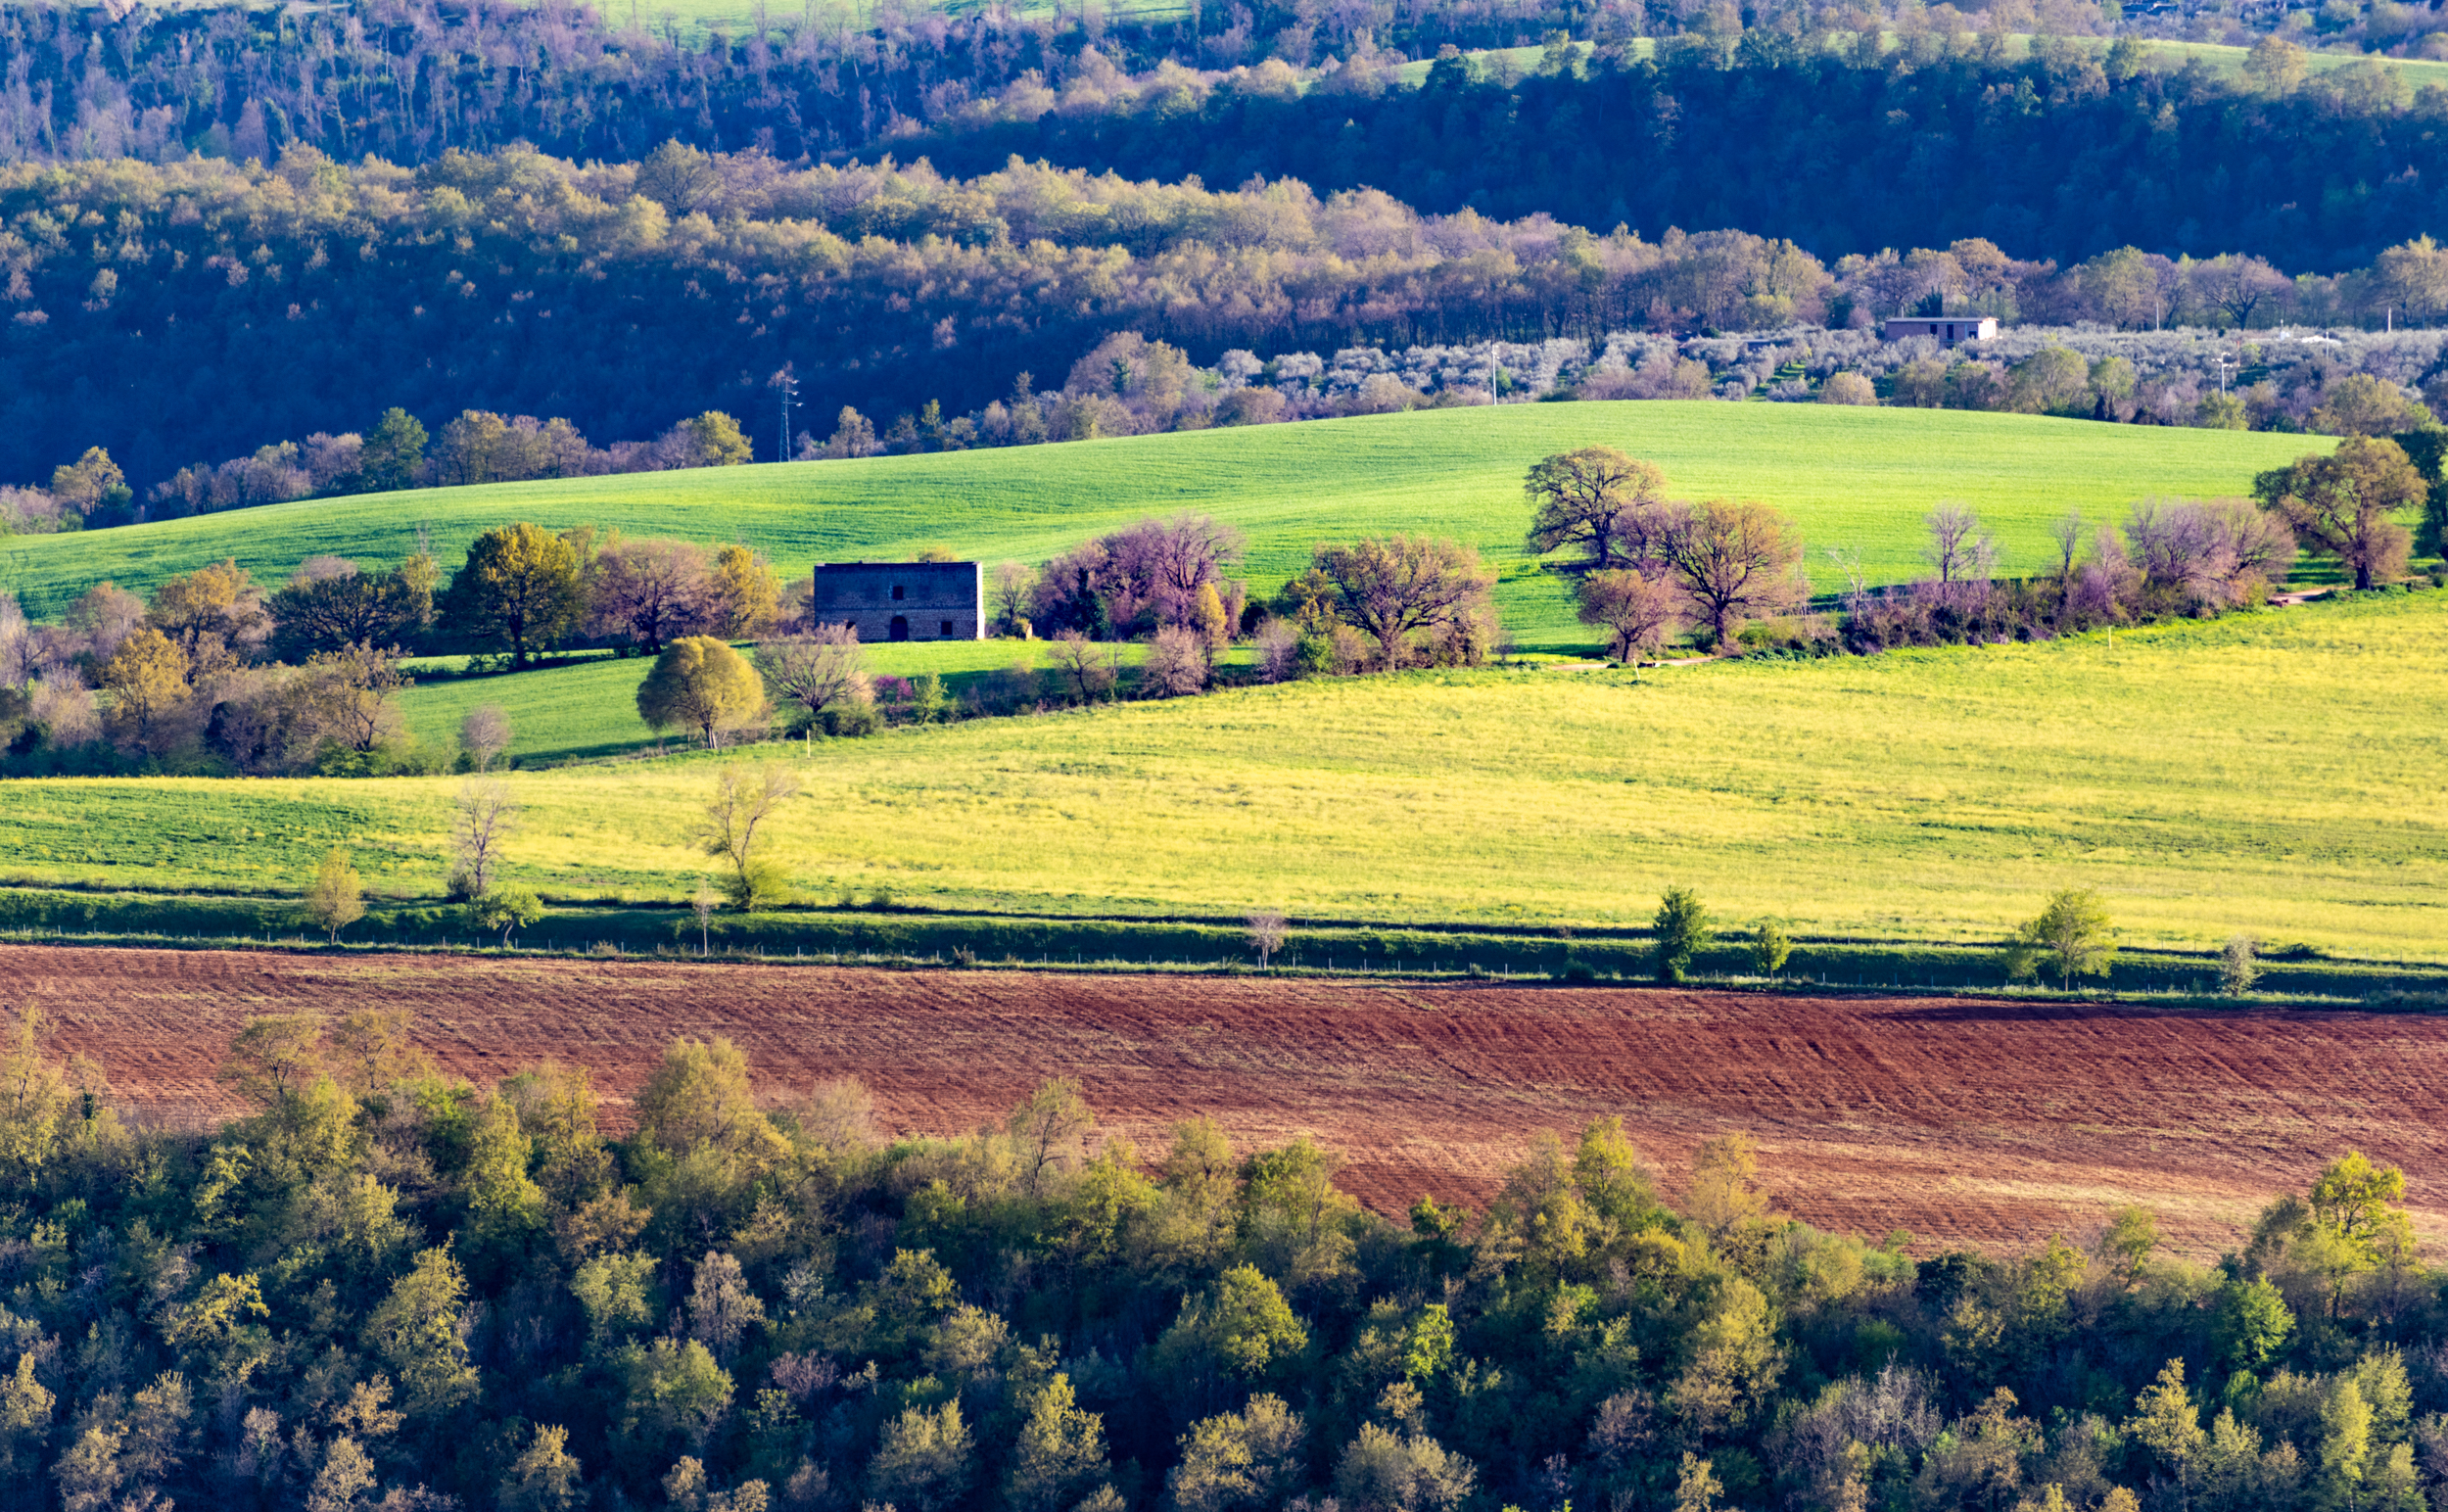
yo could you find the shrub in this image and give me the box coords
[1146,625,1210,696]
[1255,620,1300,683]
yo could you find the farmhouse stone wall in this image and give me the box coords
[810,561,982,641]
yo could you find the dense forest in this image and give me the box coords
[12,0,2448,489]
[10,135,2448,503]
[5,0,2446,272]
[0,1008,2435,1511]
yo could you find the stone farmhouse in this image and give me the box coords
[810,560,983,641]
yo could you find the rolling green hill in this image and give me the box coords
[5,590,2441,958]
[0,404,2331,649]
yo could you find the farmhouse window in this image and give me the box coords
[891,585,905,600]
[940,620,954,636]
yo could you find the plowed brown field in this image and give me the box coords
[9,945,2445,1256]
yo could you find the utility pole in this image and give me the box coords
[770,366,800,461]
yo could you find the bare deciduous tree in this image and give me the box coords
[1254,619,1300,683]
[1824,545,1871,621]
[989,561,1038,636]
[1313,536,1497,669]
[2048,512,2086,591]
[449,779,516,901]
[754,627,873,738]
[697,764,803,909]
[460,704,511,772]
[1247,911,1288,968]
[589,538,712,652]
[1658,500,1808,647]
[1111,513,1247,628]
[1575,569,1680,660]
[1146,625,1210,696]
[1008,1077,1095,1197]
[1924,503,1998,586]
[1048,630,1119,703]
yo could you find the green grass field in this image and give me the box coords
[0,404,2330,649]
[395,639,1174,764]
[5,590,2441,959]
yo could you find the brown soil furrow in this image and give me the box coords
[7,946,2448,1255]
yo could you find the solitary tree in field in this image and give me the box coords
[1653,886,1714,984]
[1524,448,1671,569]
[1576,569,1680,660]
[448,780,516,901]
[442,522,586,666]
[1658,500,1808,647]
[2006,888,2116,989]
[2252,437,2424,590]
[637,637,767,747]
[306,847,365,943]
[697,764,802,910]
[2220,935,2262,995]
[1247,912,1288,969]
[1749,921,1792,977]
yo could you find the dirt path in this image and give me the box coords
[7,945,2444,1256]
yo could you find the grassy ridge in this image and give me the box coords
[0,404,2329,645]
[4,590,2441,957]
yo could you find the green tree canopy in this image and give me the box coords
[442,522,586,665]
[636,637,767,747]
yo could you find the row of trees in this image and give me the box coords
[4,407,752,535]
[0,522,792,772]
[19,125,2448,498]
[1522,434,2434,659]
[0,999,2434,1510]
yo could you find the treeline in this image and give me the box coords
[5,408,753,534]
[0,524,794,775]
[0,0,2087,170]
[17,142,2448,500]
[6,0,2447,275]
[0,1005,2438,1510]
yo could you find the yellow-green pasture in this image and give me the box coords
[3,591,2441,959]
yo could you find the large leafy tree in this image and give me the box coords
[1657,499,1808,647]
[636,637,766,747]
[442,523,586,666]
[1524,448,1671,570]
[1312,536,1496,669]
[2253,437,2425,589]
